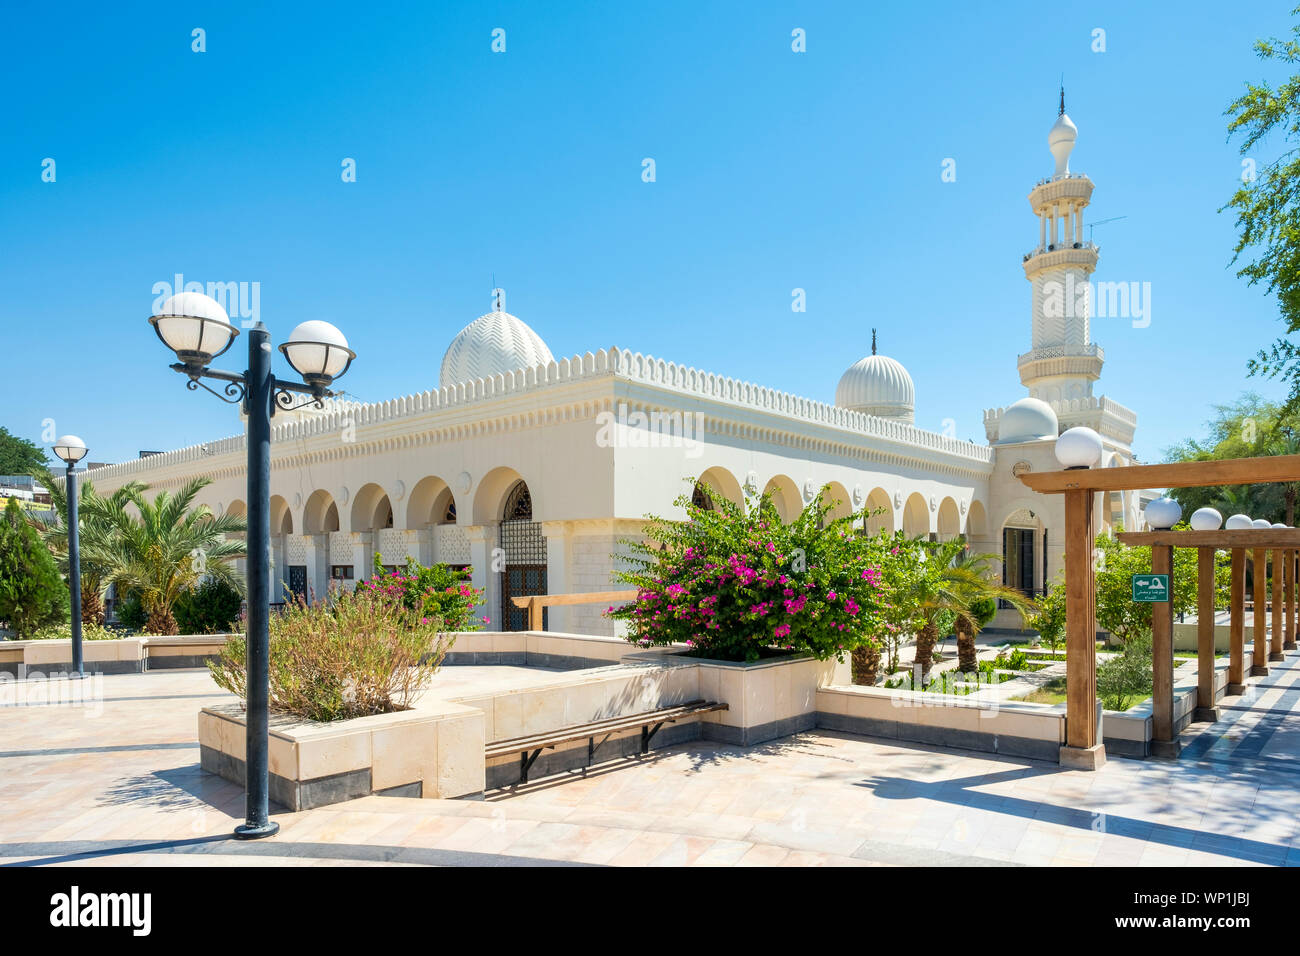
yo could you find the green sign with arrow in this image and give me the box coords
[1131,573,1170,602]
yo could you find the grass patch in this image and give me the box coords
[1011,677,1068,705]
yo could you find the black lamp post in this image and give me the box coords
[52,435,89,679]
[148,292,355,840]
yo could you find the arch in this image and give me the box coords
[863,487,894,535]
[937,497,961,540]
[270,495,293,535]
[818,481,854,522]
[693,467,744,509]
[473,466,530,525]
[406,476,455,529]
[966,499,988,539]
[902,492,931,538]
[224,499,247,519]
[304,489,340,534]
[350,483,393,532]
[762,475,801,523]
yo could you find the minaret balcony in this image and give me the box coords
[1027,175,1094,208]
[1017,344,1104,386]
[1022,242,1099,278]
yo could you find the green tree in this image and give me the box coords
[1224,9,1300,412]
[949,550,1036,673]
[0,498,67,636]
[1029,577,1067,654]
[1097,632,1154,711]
[27,469,148,626]
[0,427,49,474]
[90,477,247,634]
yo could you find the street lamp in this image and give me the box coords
[52,435,89,679]
[149,292,355,840]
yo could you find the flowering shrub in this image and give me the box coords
[362,555,486,631]
[209,587,452,722]
[608,486,891,662]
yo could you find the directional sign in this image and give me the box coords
[1131,573,1170,602]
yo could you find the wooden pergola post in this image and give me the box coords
[1271,550,1285,662]
[1288,550,1298,651]
[1252,548,1269,677]
[1060,487,1103,769]
[1194,546,1219,721]
[1150,544,1178,756]
[1227,547,1247,695]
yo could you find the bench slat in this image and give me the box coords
[485,700,727,759]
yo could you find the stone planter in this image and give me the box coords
[687,651,849,746]
[198,699,484,811]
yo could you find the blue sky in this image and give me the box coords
[1,0,1294,466]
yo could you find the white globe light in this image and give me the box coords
[1225,514,1253,530]
[1054,426,1103,469]
[1143,497,1182,530]
[1252,519,1272,530]
[1189,507,1222,531]
[52,434,88,464]
[1272,522,1289,529]
[280,320,355,387]
[148,292,238,366]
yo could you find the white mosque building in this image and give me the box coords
[87,98,1149,636]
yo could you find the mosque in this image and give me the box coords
[87,98,1151,636]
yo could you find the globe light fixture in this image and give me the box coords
[1272,522,1289,530]
[1189,507,1222,532]
[1143,496,1182,530]
[148,296,357,842]
[52,435,89,679]
[1225,514,1254,531]
[1252,519,1273,530]
[1053,426,1103,469]
[279,320,355,392]
[52,434,88,464]
[148,292,239,370]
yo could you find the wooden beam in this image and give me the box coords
[1061,487,1103,767]
[1228,548,1246,694]
[510,589,638,610]
[1115,529,1300,548]
[1195,547,1218,721]
[1018,454,1300,494]
[1252,548,1269,677]
[1150,544,1176,754]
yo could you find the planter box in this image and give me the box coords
[13,638,145,675]
[144,634,232,670]
[199,699,485,811]
[685,652,849,746]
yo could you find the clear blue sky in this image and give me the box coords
[1,1,1294,466]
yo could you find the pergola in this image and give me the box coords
[1019,453,1300,769]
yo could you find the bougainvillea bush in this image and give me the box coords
[363,555,487,631]
[608,487,892,662]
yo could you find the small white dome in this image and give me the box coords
[835,353,914,423]
[998,397,1059,444]
[439,311,554,386]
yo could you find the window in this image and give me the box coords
[330,565,354,580]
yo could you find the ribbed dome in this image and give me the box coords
[439,311,554,386]
[835,354,915,424]
[998,397,1059,444]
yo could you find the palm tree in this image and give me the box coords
[908,538,976,680]
[27,469,148,626]
[948,549,1037,672]
[88,477,247,634]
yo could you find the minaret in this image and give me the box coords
[1018,90,1103,402]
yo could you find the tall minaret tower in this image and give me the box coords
[1018,89,1104,403]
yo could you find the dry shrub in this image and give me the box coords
[208,587,453,722]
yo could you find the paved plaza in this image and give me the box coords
[2,656,1299,868]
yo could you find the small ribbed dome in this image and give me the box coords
[835,354,915,424]
[439,311,554,386]
[998,397,1059,444]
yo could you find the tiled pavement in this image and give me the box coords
[2,655,1299,867]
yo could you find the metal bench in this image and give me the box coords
[485,699,729,784]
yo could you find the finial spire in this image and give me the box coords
[1059,81,1065,116]
[871,328,877,356]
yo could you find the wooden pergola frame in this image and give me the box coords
[1019,453,1300,769]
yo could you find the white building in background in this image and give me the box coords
[87,98,1148,635]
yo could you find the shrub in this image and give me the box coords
[1097,632,1154,711]
[114,591,147,630]
[175,579,243,634]
[1029,579,1067,653]
[968,596,998,628]
[363,554,486,631]
[28,620,120,641]
[208,587,453,722]
[0,498,67,637]
[608,487,889,662]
